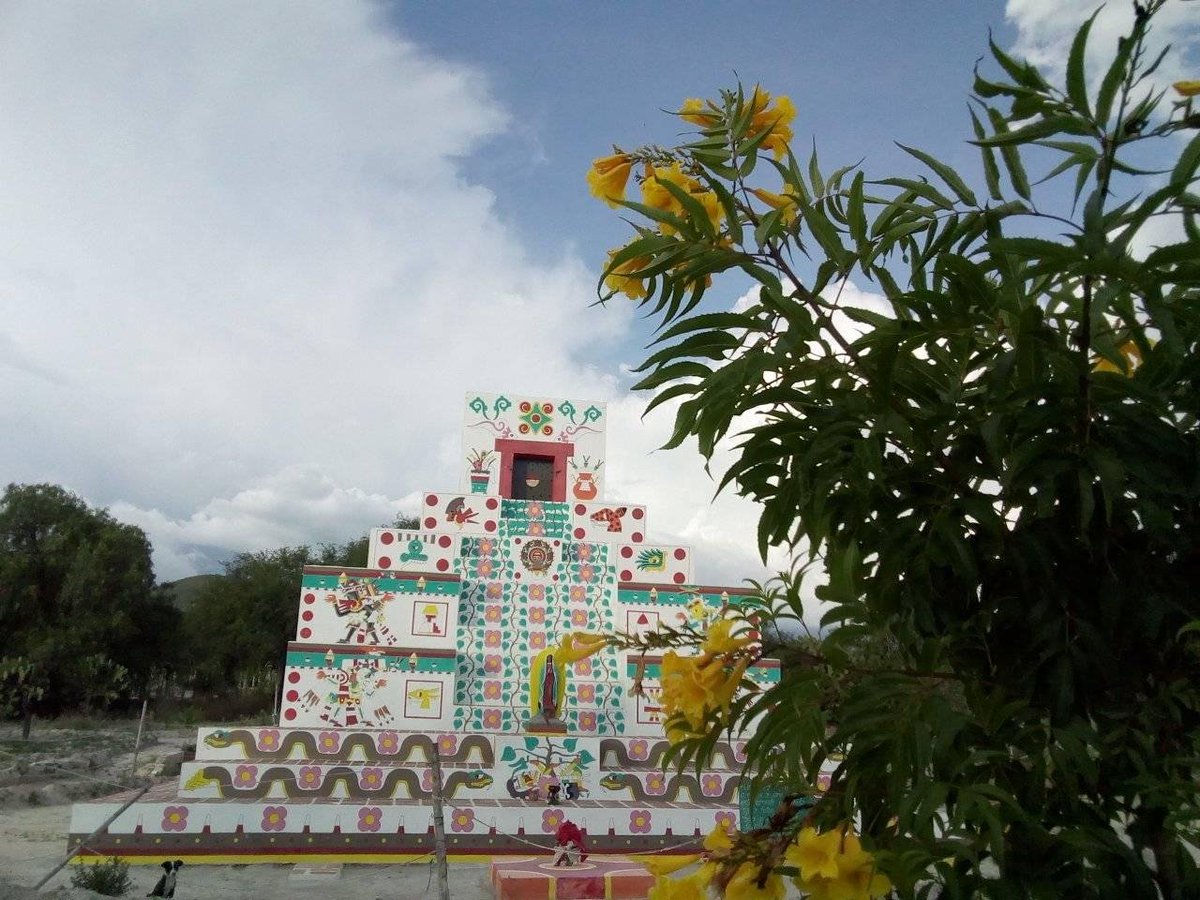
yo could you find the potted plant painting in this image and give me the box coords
[569,456,603,500]
[467,449,496,494]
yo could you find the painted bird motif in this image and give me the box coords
[445,497,479,526]
[407,686,440,710]
[590,506,627,532]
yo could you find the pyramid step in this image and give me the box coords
[196,726,494,766]
[179,761,496,802]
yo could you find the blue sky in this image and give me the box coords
[392,1,1016,322]
[0,1,1194,591]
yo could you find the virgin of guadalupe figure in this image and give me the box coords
[528,648,565,729]
[540,654,559,719]
[526,633,609,731]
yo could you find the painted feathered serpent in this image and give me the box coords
[184,765,493,800]
[599,738,742,770]
[202,729,493,766]
[598,771,741,804]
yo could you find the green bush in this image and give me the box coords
[70,856,132,896]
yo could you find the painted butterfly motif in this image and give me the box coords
[590,506,627,532]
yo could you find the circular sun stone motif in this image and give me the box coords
[520,538,555,574]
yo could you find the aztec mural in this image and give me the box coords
[69,392,782,861]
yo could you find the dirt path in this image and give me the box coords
[0,802,496,899]
[0,723,498,898]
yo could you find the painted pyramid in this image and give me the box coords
[69,392,779,862]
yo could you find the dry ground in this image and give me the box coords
[0,720,498,899]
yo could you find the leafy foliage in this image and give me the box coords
[70,856,132,896]
[182,514,417,691]
[593,3,1199,897]
[0,483,179,731]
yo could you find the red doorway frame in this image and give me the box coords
[495,439,574,501]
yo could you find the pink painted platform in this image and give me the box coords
[490,855,654,899]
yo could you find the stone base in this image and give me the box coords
[523,715,568,735]
[491,856,654,900]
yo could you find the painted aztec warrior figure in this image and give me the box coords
[69,392,798,861]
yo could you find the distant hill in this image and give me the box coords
[162,573,224,612]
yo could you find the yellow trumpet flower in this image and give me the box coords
[587,153,633,208]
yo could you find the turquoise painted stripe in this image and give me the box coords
[286,651,455,673]
[624,660,780,683]
[617,589,732,607]
[301,573,459,595]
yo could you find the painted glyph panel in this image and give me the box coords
[368,528,460,573]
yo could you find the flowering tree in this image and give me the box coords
[589,3,1200,898]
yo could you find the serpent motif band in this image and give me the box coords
[184,765,493,800]
[203,729,494,766]
[598,771,741,804]
[599,738,741,770]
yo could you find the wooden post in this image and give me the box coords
[35,784,151,889]
[429,749,451,900]
[130,697,149,779]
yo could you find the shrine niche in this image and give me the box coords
[69,392,784,862]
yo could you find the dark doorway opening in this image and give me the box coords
[511,455,554,501]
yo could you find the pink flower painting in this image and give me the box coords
[629,809,652,834]
[451,807,476,833]
[714,811,737,832]
[161,806,188,832]
[298,766,322,790]
[357,807,382,832]
[261,806,287,832]
[542,809,565,832]
[376,731,400,756]
[233,765,257,788]
[256,729,280,751]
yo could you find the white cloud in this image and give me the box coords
[0,0,783,599]
[1005,0,1198,89]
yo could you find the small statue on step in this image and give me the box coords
[551,819,588,867]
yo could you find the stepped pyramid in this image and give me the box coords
[69,392,779,862]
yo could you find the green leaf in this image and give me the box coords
[970,107,1003,201]
[1096,34,1135,127]
[986,107,1031,199]
[972,115,1091,147]
[1170,131,1200,192]
[847,172,867,247]
[897,143,978,207]
[1065,11,1098,116]
[988,34,1051,92]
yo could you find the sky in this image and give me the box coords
[1,1,1196,595]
